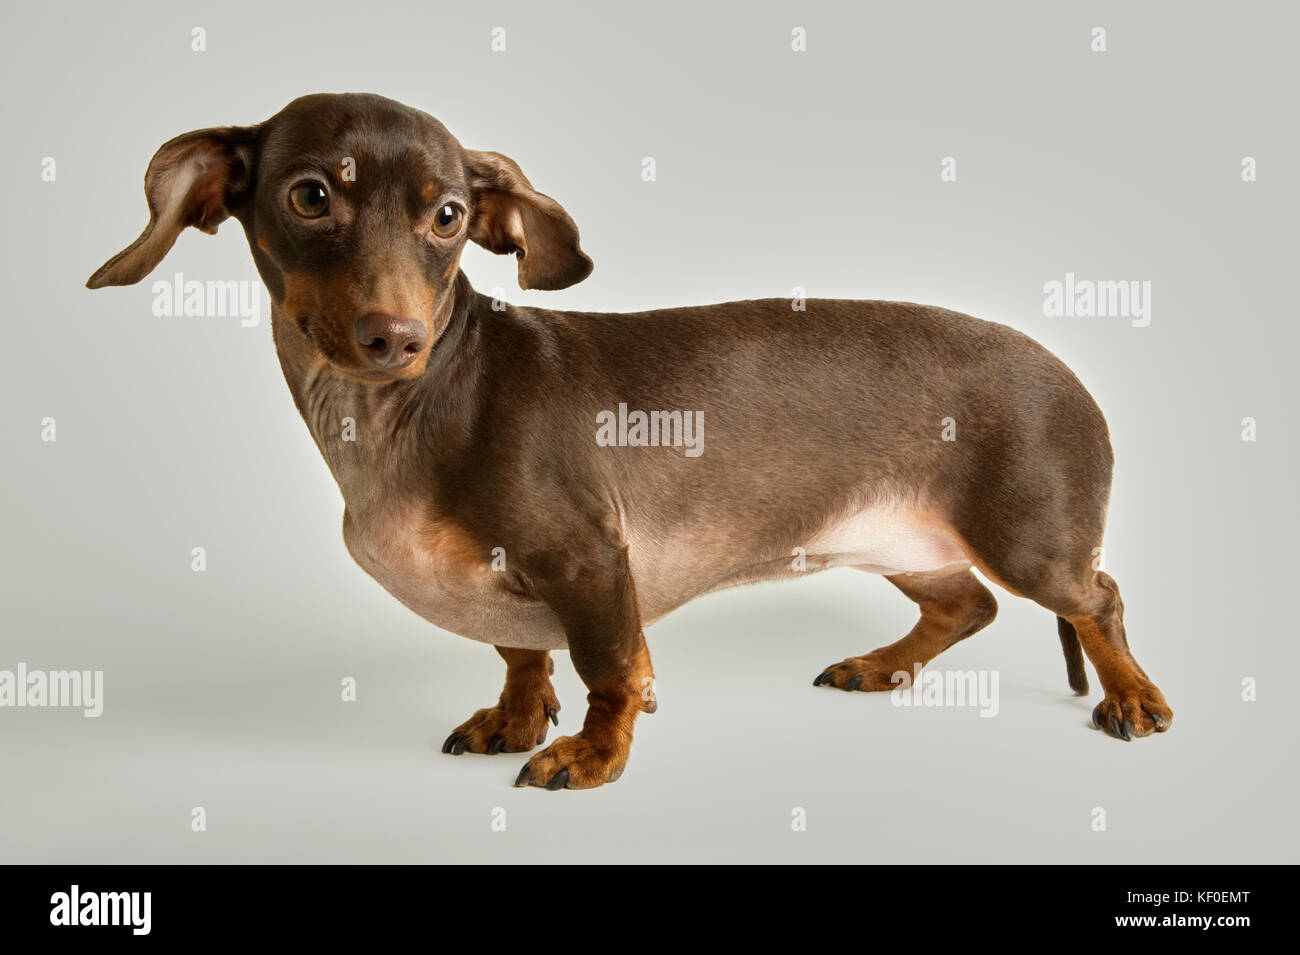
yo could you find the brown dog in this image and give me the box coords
[87,93,1172,790]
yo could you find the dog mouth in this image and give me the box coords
[297,313,429,382]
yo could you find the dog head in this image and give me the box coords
[87,92,592,382]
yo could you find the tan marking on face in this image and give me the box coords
[421,180,440,203]
[280,258,443,379]
[257,234,271,254]
[280,270,368,368]
[280,271,315,325]
[355,270,439,377]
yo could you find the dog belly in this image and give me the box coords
[630,502,972,622]
[345,504,968,650]
[802,503,971,574]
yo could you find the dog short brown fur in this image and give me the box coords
[88,93,1172,790]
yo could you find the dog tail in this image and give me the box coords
[1056,617,1089,695]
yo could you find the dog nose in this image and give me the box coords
[354,313,429,368]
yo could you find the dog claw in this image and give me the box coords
[813,672,834,687]
[442,733,463,755]
[1107,715,1128,741]
[488,733,507,755]
[546,706,559,726]
[843,674,863,692]
[546,769,570,791]
[514,764,533,787]
[1091,691,1173,740]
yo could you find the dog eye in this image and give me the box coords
[431,203,464,238]
[288,181,330,219]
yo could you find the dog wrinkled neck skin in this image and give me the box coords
[268,268,474,502]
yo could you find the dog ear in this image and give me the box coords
[86,126,258,289]
[462,149,592,291]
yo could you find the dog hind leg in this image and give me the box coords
[814,567,998,691]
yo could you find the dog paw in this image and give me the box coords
[513,732,630,790]
[442,698,560,756]
[1091,683,1172,740]
[813,652,912,692]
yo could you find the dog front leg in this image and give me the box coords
[442,647,560,755]
[514,546,655,790]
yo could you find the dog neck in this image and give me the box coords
[267,271,483,517]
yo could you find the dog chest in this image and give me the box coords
[339,504,567,649]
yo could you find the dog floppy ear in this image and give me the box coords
[462,148,592,291]
[87,126,258,289]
